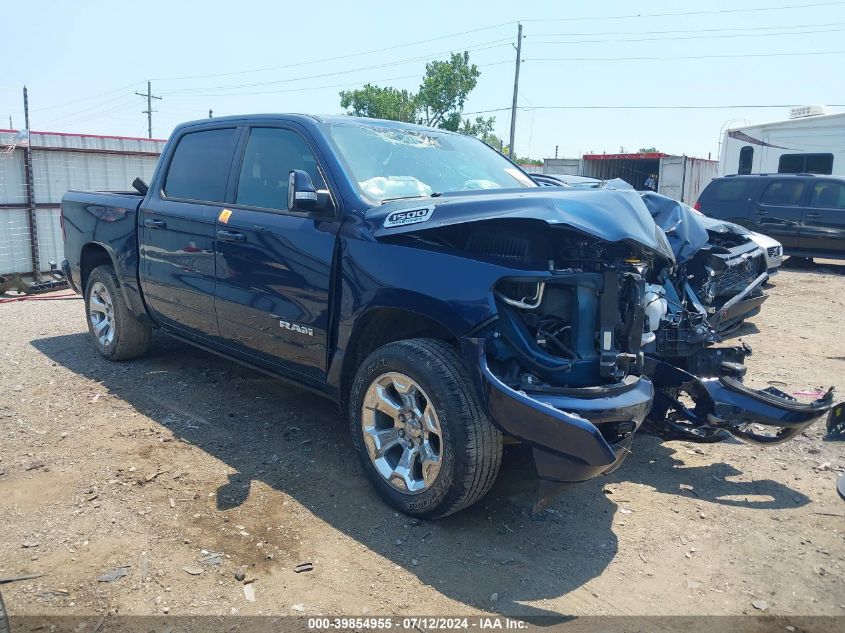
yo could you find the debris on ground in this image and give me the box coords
[293,563,313,573]
[0,574,45,585]
[97,567,130,583]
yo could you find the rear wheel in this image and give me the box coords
[349,339,502,518]
[84,265,151,360]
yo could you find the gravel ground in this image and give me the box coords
[0,260,843,618]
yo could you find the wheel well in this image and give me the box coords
[340,308,457,411]
[80,244,113,291]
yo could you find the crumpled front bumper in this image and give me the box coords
[462,338,653,483]
[646,357,836,444]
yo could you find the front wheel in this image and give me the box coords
[349,339,502,518]
[84,265,152,360]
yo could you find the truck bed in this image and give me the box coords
[61,190,145,305]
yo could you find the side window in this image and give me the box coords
[760,180,807,206]
[805,153,834,175]
[738,146,753,175]
[164,128,239,202]
[778,153,834,175]
[711,179,749,202]
[809,182,845,209]
[235,128,326,211]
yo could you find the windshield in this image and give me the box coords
[325,122,536,203]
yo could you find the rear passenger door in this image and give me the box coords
[139,126,240,341]
[800,180,845,256]
[753,179,809,251]
[213,125,339,382]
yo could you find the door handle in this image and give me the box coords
[805,212,821,219]
[217,230,246,243]
[144,218,166,229]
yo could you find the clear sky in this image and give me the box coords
[2,0,843,160]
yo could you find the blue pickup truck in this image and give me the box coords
[61,115,836,517]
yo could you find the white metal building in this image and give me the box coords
[0,129,164,276]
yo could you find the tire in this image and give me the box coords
[84,265,152,361]
[349,338,502,518]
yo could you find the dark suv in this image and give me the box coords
[695,173,845,259]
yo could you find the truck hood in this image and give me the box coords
[367,187,675,263]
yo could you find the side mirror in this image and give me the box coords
[288,169,333,215]
[288,169,318,212]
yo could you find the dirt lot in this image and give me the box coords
[1,261,843,619]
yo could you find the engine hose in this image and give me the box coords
[495,303,574,374]
[543,332,578,359]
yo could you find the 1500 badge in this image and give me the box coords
[279,320,314,336]
[383,205,435,228]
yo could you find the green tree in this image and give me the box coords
[339,84,417,123]
[417,52,479,128]
[339,52,495,140]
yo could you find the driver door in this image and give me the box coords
[213,126,339,382]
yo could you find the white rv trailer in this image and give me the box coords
[719,107,845,177]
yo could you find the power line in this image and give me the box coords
[529,20,845,38]
[159,46,513,96]
[41,92,139,127]
[30,82,145,113]
[50,101,142,130]
[162,60,514,101]
[530,25,845,45]
[151,24,516,82]
[525,50,845,62]
[520,1,845,23]
[465,104,845,114]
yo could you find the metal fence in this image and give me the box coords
[0,129,164,276]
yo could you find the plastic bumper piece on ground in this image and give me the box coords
[704,376,835,444]
[462,338,654,483]
[646,357,836,445]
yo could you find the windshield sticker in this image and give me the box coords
[383,205,435,228]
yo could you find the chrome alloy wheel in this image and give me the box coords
[361,372,443,493]
[88,281,116,347]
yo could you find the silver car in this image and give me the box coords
[748,231,784,274]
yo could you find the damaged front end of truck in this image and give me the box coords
[370,185,837,489]
[372,188,674,485]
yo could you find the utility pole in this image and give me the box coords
[208,109,213,118]
[8,115,11,129]
[22,86,39,278]
[508,22,523,161]
[555,145,559,159]
[135,80,161,139]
